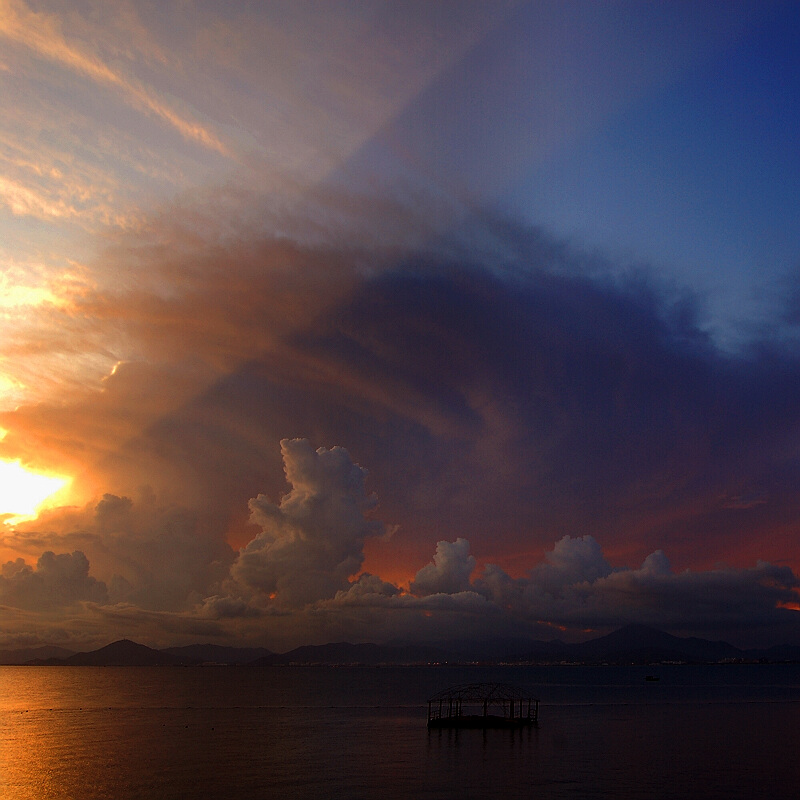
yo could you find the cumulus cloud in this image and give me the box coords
[0,550,108,609]
[2,494,799,649]
[579,556,799,631]
[470,535,800,639]
[5,490,234,613]
[298,532,800,645]
[192,594,263,620]
[410,538,476,596]
[528,535,613,592]
[229,438,387,607]
[333,573,401,603]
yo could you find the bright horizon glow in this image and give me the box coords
[0,459,71,523]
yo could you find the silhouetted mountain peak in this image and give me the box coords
[573,624,741,663]
[594,624,679,647]
[64,639,184,666]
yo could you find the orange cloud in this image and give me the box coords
[0,0,230,156]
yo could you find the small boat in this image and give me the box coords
[645,675,660,682]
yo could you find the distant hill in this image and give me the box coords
[17,625,800,667]
[251,641,450,666]
[0,645,76,665]
[432,624,780,664]
[162,643,274,665]
[36,640,186,666]
[560,624,743,664]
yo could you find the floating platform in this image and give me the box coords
[427,682,539,729]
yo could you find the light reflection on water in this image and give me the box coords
[1,665,799,799]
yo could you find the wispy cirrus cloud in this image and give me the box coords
[0,0,230,156]
[0,175,72,219]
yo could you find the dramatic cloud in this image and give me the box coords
[411,538,476,597]
[4,490,233,613]
[319,533,800,647]
[0,549,107,609]
[473,535,800,640]
[3,1,800,655]
[2,444,800,649]
[5,194,800,616]
[527,535,613,591]
[230,438,387,608]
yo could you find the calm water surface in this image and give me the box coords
[1,664,799,799]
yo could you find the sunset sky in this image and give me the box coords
[2,0,800,651]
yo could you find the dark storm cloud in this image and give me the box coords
[4,490,233,613]
[3,187,800,645]
[320,534,800,647]
[384,264,799,563]
[473,535,800,640]
[12,205,800,577]
[210,249,800,574]
[0,550,108,609]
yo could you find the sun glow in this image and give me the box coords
[0,459,71,523]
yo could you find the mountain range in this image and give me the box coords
[4,625,800,666]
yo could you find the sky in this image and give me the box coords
[2,0,800,652]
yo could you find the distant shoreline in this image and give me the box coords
[3,624,800,667]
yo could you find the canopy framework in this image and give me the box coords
[427,682,539,728]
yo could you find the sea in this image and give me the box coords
[1,663,799,799]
